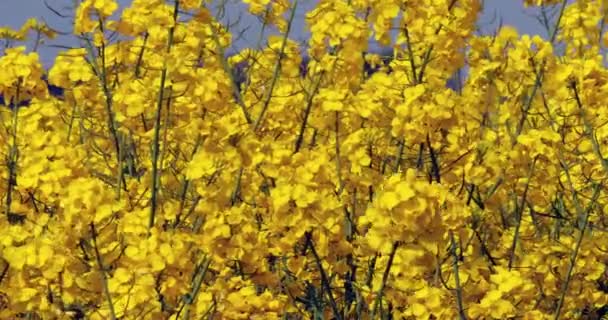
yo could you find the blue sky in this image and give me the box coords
[0,0,559,69]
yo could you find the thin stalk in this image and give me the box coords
[66,101,77,142]
[344,191,357,316]
[403,26,418,83]
[393,140,405,174]
[176,257,211,320]
[157,88,173,191]
[508,157,537,270]
[426,134,441,183]
[236,4,271,107]
[149,0,179,230]
[294,47,342,153]
[293,70,324,153]
[134,32,148,79]
[173,134,203,228]
[116,134,123,198]
[90,223,117,320]
[370,242,399,319]
[253,0,298,132]
[208,20,252,124]
[305,232,343,320]
[94,18,127,197]
[335,111,345,194]
[4,80,20,217]
[513,0,568,140]
[450,231,467,320]
[553,166,602,319]
[230,167,244,206]
[415,0,458,84]
[570,81,608,175]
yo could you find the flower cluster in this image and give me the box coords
[2,0,608,319]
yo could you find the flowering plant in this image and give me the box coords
[2,0,608,319]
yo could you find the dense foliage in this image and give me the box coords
[2,0,608,319]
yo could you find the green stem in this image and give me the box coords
[149,0,179,230]
[180,257,212,320]
[508,157,537,270]
[4,80,21,218]
[513,0,568,140]
[306,232,343,320]
[370,242,399,319]
[90,223,117,320]
[94,18,127,197]
[553,173,602,319]
[450,232,467,320]
[253,0,298,132]
[208,19,252,124]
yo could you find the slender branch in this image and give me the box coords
[305,232,343,320]
[450,231,467,320]
[427,133,440,183]
[416,0,458,84]
[230,167,244,206]
[569,80,608,175]
[514,0,568,140]
[508,157,537,270]
[294,70,324,153]
[90,223,117,320]
[4,79,21,218]
[393,139,405,173]
[177,257,212,320]
[370,241,399,319]
[149,0,180,230]
[335,111,345,194]
[92,17,127,197]
[553,172,602,319]
[134,32,148,79]
[253,0,298,132]
[208,20,252,124]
